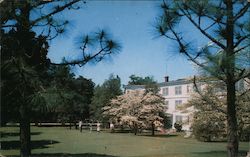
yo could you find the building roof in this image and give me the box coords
[157,78,193,87]
[124,78,193,90]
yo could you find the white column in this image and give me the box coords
[172,113,176,129]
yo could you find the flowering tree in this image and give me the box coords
[184,80,250,142]
[103,91,165,135]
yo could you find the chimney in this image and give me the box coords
[164,76,169,82]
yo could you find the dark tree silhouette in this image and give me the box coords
[1,1,121,157]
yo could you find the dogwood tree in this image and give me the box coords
[103,91,165,135]
[184,79,250,142]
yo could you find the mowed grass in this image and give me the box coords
[0,127,249,157]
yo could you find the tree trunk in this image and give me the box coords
[35,121,38,127]
[20,106,31,157]
[225,0,238,157]
[134,124,138,135]
[151,123,155,136]
[74,121,77,130]
[226,81,238,157]
[69,116,72,130]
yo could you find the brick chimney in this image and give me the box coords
[164,76,169,82]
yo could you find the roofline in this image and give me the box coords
[124,78,193,89]
[123,76,224,90]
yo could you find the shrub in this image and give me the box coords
[174,122,182,132]
[191,111,226,142]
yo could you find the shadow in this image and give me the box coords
[140,134,178,138]
[1,140,59,150]
[6,153,119,157]
[0,132,42,138]
[112,130,131,133]
[192,150,247,157]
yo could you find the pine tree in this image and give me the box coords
[155,1,249,156]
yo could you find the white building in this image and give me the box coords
[124,76,194,131]
[124,76,249,131]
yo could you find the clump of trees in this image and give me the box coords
[103,91,165,135]
[90,74,122,121]
[45,65,95,129]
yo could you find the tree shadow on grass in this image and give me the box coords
[0,132,42,138]
[192,150,247,157]
[1,140,59,150]
[140,134,178,138]
[112,129,131,133]
[6,153,119,157]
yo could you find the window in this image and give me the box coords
[176,115,182,122]
[175,100,182,109]
[162,87,168,96]
[164,100,169,110]
[175,100,182,105]
[187,85,191,93]
[175,86,182,95]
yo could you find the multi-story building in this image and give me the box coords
[124,76,194,131]
[124,76,249,131]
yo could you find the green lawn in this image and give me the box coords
[0,127,249,157]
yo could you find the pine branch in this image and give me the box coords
[184,3,226,25]
[1,24,16,28]
[234,43,250,54]
[50,46,109,66]
[30,0,81,26]
[204,21,217,31]
[233,2,250,22]
[234,34,250,49]
[168,25,226,82]
[235,71,250,82]
[178,5,226,50]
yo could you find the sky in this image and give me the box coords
[48,1,208,86]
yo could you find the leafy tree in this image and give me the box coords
[128,75,159,93]
[90,74,122,121]
[236,90,250,141]
[184,79,249,142]
[1,1,121,156]
[128,75,156,85]
[140,92,165,135]
[48,65,94,129]
[192,111,226,142]
[103,91,165,135]
[155,1,250,156]
[73,76,95,120]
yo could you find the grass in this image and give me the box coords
[0,127,249,157]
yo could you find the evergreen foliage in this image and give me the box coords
[155,1,250,156]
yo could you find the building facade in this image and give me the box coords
[124,76,249,131]
[124,77,195,131]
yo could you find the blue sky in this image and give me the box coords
[48,1,207,86]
